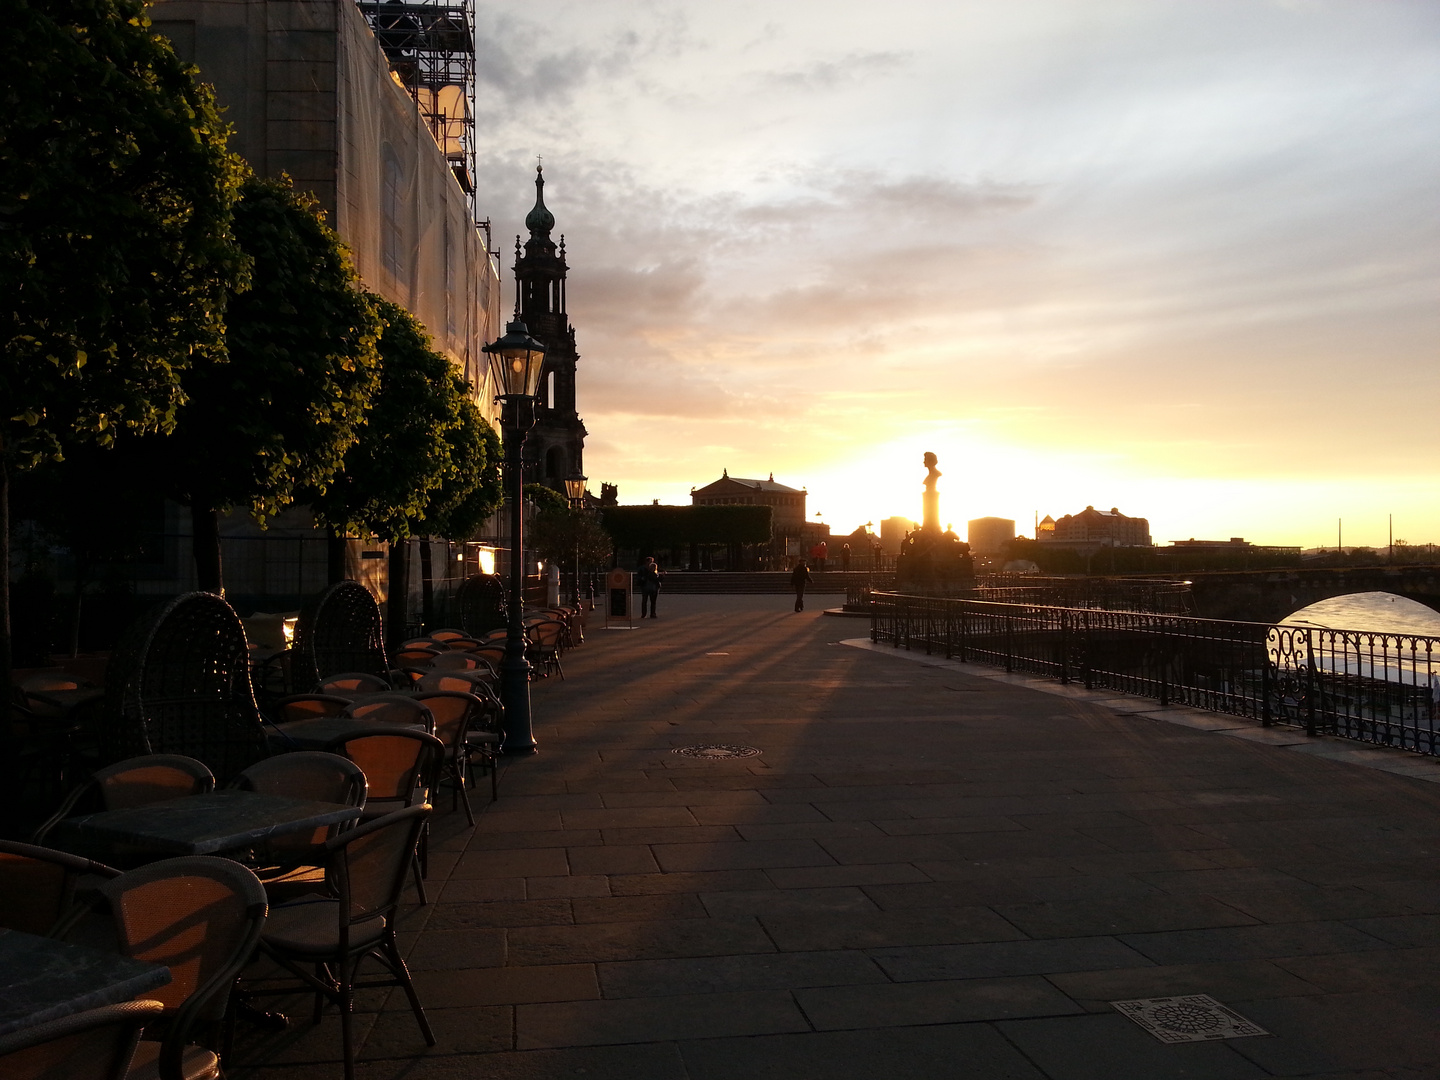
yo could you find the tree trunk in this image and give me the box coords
[68,555,88,658]
[418,538,434,631]
[0,453,11,715]
[386,540,410,652]
[326,526,347,584]
[191,504,223,593]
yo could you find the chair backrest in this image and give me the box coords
[327,805,430,936]
[408,692,479,749]
[392,646,439,667]
[103,593,268,783]
[0,1000,164,1080]
[455,573,507,637]
[234,752,367,807]
[95,857,267,1024]
[427,628,466,642]
[0,840,119,936]
[415,671,488,696]
[325,728,443,804]
[271,694,352,723]
[529,620,565,647]
[21,673,83,694]
[440,637,483,652]
[317,672,391,695]
[345,698,434,732]
[292,580,389,690]
[428,652,480,672]
[471,646,505,669]
[98,754,216,810]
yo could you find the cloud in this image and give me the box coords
[762,50,911,91]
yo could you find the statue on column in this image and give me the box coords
[922,451,942,535]
[895,451,974,591]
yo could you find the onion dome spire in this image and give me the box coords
[525,163,555,237]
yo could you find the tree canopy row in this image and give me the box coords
[1,0,503,685]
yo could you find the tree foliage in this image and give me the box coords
[522,483,568,513]
[421,396,503,540]
[1,0,246,470]
[528,509,613,568]
[310,297,488,542]
[161,174,382,518]
[600,504,772,550]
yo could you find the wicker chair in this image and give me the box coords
[455,574,507,637]
[291,581,389,692]
[55,857,268,1080]
[0,1000,164,1080]
[232,753,367,903]
[103,593,269,784]
[253,806,435,1080]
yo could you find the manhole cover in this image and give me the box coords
[1112,995,1269,1044]
[671,745,761,759]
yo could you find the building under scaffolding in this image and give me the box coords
[355,0,476,203]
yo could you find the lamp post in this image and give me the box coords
[564,473,587,606]
[483,317,547,755]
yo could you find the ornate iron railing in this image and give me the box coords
[870,592,1440,756]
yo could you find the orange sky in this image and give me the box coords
[475,1,1440,549]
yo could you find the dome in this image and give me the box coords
[525,164,555,235]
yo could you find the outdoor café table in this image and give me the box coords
[0,926,170,1038]
[50,789,362,858]
[266,716,428,751]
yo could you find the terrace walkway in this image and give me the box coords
[237,595,1440,1080]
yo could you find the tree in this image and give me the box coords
[155,174,381,590]
[529,509,614,570]
[523,483,568,513]
[309,297,480,642]
[413,395,502,626]
[1,0,246,684]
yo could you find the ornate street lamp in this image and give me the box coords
[564,473,587,604]
[483,317,546,754]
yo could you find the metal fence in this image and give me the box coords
[870,591,1440,756]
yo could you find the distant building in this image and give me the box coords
[691,470,806,535]
[1040,506,1151,547]
[1037,515,1056,541]
[968,517,1016,556]
[879,516,917,556]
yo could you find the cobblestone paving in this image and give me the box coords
[234,595,1440,1079]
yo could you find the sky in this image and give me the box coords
[472,0,1440,549]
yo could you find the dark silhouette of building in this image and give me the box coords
[515,165,586,488]
[1039,506,1151,547]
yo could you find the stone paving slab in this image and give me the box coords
[232,595,1440,1079]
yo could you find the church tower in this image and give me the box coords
[514,165,586,488]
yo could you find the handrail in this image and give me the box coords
[869,591,1440,756]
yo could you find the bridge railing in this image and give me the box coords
[870,592,1440,757]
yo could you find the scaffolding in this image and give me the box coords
[355,0,476,203]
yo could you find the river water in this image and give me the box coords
[1279,591,1440,639]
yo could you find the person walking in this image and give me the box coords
[637,556,662,618]
[790,559,812,612]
